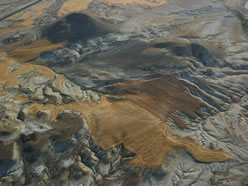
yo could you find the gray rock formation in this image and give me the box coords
[0,0,248,185]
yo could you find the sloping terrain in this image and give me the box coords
[44,13,111,43]
[0,0,248,185]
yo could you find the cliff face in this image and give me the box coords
[0,0,248,185]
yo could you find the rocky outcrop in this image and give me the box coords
[0,54,104,185]
[0,0,248,185]
[43,13,111,43]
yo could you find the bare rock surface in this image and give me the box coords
[0,0,248,185]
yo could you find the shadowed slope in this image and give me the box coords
[0,53,231,168]
[26,95,231,168]
[105,77,206,128]
[44,13,110,43]
[2,13,111,62]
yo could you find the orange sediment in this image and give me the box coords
[26,95,231,168]
[167,136,232,163]
[0,52,64,92]
[99,0,168,7]
[0,91,8,96]
[0,0,232,168]
[13,95,30,103]
[245,2,248,9]
[0,53,232,168]
[2,39,65,63]
[58,0,92,16]
[55,74,65,91]
[111,77,205,128]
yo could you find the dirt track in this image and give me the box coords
[0,0,41,21]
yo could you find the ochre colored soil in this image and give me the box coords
[0,53,232,168]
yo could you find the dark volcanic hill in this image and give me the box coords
[44,13,110,43]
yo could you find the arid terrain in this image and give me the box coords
[0,0,248,185]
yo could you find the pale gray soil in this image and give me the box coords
[0,0,248,185]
